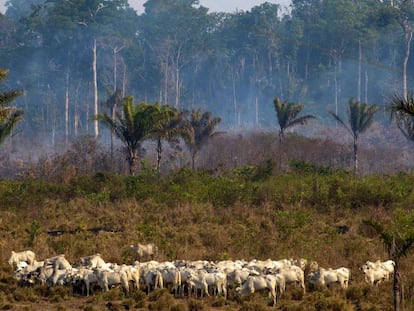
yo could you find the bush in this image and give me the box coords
[238,302,268,311]
[170,303,187,311]
[187,298,205,311]
[207,177,242,207]
[148,289,175,310]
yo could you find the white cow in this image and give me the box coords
[200,269,227,298]
[226,268,259,289]
[264,258,292,272]
[215,260,243,272]
[178,267,198,297]
[143,269,164,294]
[235,275,279,305]
[37,265,55,285]
[307,267,350,289]
[80,254,107,270]
[49,269,73,286]
[45,254,72,271]
[160,267,181,296]
[120,265,141,291]
[275,265,306,293]
[360,263,390,286]
[187,270,209,298]
[94,269,130,296]
[246,259,274,274]
[8,250,36,267]
[72,268,99,296]
[364,260,395,280]
[130,243,158,260]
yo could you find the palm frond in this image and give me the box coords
[328,110,353,136]
[286,115,316,129]
[391,92,414,116]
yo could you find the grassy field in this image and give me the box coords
[1,164,414,310]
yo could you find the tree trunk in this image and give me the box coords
[164,58,169,105]
[402,18,412,100]
[191,149,196,170]
[357,40,362,102]
[175,66,180,109]
[255,95,259,128]
[127,149,137,176]
[156,137,162,174]
[93,38,99,138]
[334,55,339,116]
[65,70,69,145]
[353,137,358,175]
[122,60,127,97]
[364,68,368,104]
[393,263,400,311]
[232,68,238,127]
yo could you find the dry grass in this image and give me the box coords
[0,131,413,309]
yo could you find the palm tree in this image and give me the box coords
[391,92,414,142]
[0,69,23,145]
[328,98,379,174]
[148,104,182,174]
[182,108,222,170]
[364,210,414,311]
[96,96,156,175]
[273,98,315,144]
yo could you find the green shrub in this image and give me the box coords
[289,159,335,175]
[207,177,242,207]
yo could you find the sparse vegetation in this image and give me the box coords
[1,145,414,309]
[0,129,413,310]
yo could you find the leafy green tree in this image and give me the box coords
[182,108,222,170]
[0,69,23,145]
[5,0,44,19]
[96,96,156,175]
[364,209,414,311]
[328,97,379,174]
[273,97,315,144]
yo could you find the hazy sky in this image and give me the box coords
[0,1,291,15]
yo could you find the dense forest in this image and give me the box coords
[1,0,414,160]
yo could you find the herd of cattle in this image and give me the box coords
[7,245,395,305]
